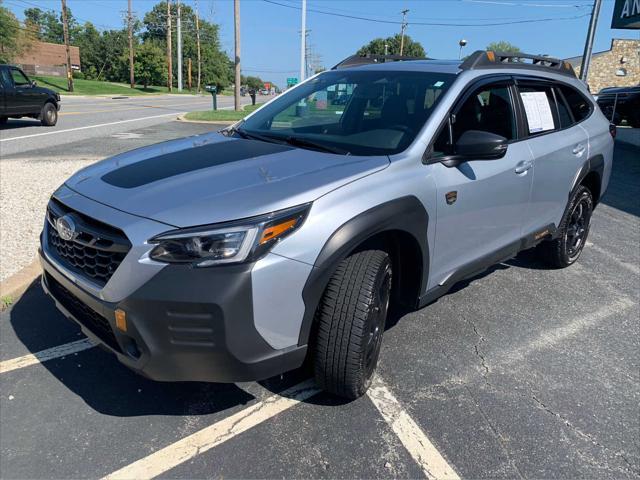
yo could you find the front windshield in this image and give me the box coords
[240,70,455,156]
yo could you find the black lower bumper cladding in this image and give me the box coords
[40,250,307,383]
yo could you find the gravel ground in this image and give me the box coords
[0,121,216,283]
[0,156,100,281]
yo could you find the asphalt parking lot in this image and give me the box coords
[0,130,638,479]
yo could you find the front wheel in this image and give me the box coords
[40,103,58,126]
[536,185,593,268]
[312,250,392,399]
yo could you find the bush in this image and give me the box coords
[72,70,85,80]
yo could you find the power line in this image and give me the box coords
[262,0,592,26]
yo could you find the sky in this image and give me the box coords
[5,0,640,88]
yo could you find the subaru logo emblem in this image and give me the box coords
[56,214,77,241]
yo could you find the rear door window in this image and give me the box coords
[518,85,558,135]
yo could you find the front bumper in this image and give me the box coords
[40,249,307,383]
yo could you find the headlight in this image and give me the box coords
[149,204,310,267]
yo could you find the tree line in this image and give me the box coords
[0,0,275,92]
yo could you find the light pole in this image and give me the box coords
[458,39,468,60]
[300,0,306,82]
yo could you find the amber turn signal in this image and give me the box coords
[115,309,127,332]
[259,218,298,245]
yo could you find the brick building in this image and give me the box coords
[565,39,639,93]
[13,41,81,77]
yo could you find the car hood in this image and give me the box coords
[65,132,389,228]
[598,86,640,95]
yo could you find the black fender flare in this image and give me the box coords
[297,196,430,346]
[571,154,604,203]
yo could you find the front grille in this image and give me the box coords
[46,273,122,353]
[46,198,131,287]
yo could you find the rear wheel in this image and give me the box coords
[312,250,392,399]
[40,102,58,126]
[536,185,593,268]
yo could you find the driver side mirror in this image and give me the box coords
[31,80,37,87]
[455,130,508,159]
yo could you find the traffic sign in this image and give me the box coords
[287,77,298,86]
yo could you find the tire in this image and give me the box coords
[0,116,7,125]
[40,102,58,126]
[536,185,593,268]
[312,250,392,399]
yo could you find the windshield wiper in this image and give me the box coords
[226,126,289,145]
[284,136,351,155]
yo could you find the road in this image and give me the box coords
[0,114,638,478]
[0,94,252,156]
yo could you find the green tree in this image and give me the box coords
[133,42,166,88]
[245,75,263,90]
[74,22,102,78]
[486,41,521,54]
[357,34,425,58]
[142,1,232,90]
[0,2,33,63]
[24,7,80,44]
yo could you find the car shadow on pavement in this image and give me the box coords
[601,142,640,218]
[0,119,43,130]
[9,280,256,417]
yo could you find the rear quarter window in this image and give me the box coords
[558,85,592,123]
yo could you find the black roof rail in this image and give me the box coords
[332,53,426,70]
[459,50,577,78]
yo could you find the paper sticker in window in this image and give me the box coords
[520,91,555,133]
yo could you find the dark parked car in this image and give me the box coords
[0,65,60,126]
[595,85,640,127]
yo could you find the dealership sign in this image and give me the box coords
[611,0,640,29]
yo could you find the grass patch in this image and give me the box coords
[33,75,213,96]
[184,103,263,122]
[1,295,13,310]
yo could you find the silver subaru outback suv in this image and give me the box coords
[40,51,613,399]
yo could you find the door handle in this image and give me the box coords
[515,160,533,174]
[572,144,586,156]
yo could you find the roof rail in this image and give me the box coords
[459,50,576,78]
[332,53,426,70]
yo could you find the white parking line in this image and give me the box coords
[586,241,640,275]
[102,380,321,480]
[0,338,94,374]
[0,112,184,142]
[368,376,461,480]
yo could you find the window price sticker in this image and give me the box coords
[520,91,555,133]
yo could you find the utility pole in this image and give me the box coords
[579,0,603,84]
[300,0,306,82]
[399,8,409,56]
[195,0,202,93]
[128,0,135,88]
[60,0,73,92]
[188,58,192,90]
[177,0,182,91]
[234,0,241,111]
[166,0,172,92]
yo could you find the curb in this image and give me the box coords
[0,260,41,307]
[176,114,234,126]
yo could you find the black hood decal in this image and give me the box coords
[101,138,294,189]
